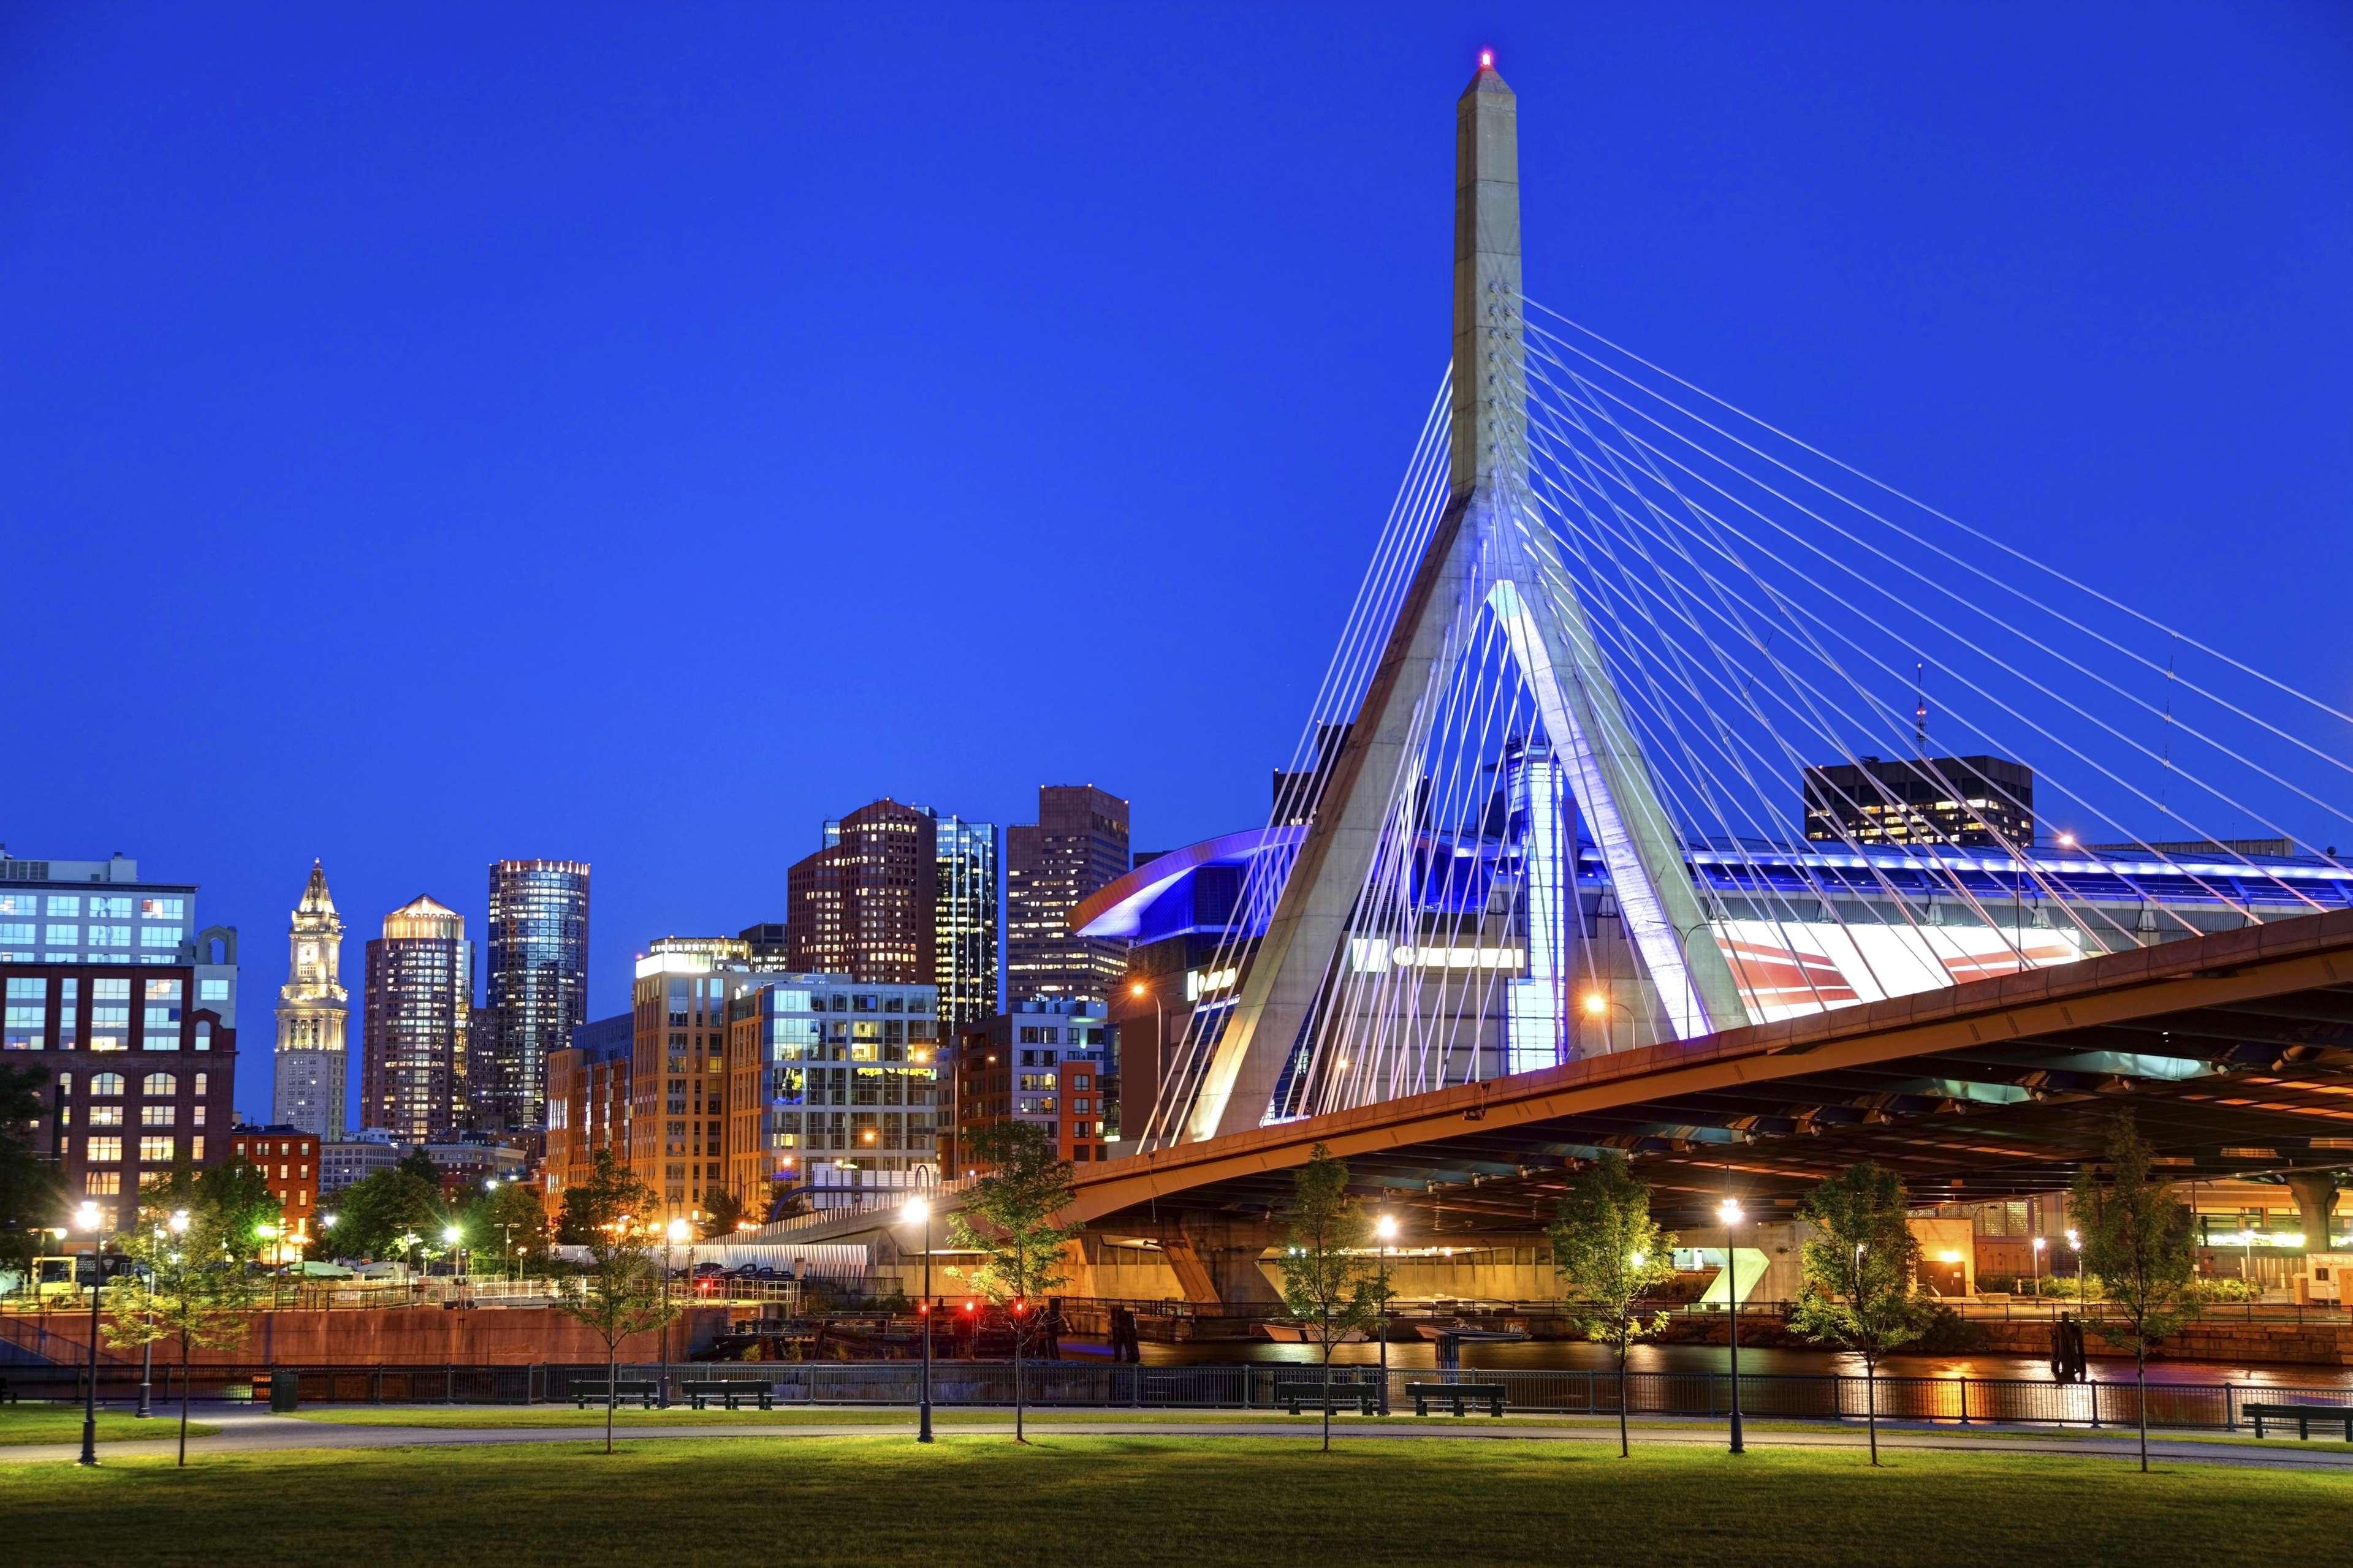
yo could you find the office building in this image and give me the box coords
[918,808,999,1028]
[270,861,350,1139]
[728,974,940,1210]
[320,1128,406,1195]
[544,1011,632,1219]
[416,1129,528,1199]
[0,848,238,1023]
[952,999,1109,1172]
[1800,754,2036,849]
[629,945,759,1221]
[361,895,471,1141]
[787,800,935,985]
[737,923,793,965]
[484,858,590,1132]
[229,1124,321,1249]
[465,1003,501,1129]
[1005,786,1130,1004]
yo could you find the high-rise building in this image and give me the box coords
[484,859,590,1132]
[1005,786,1130,1004]
[271,861,349,1138]
[1800,755,2036,849]
[361,895,471,1141]
[952,999,1109,1173]
[544,1012,632,1220]
[916,808,999,1028]
[1,849,240,1227]
[465,1004,500,1129]
[726,974,940,1211]
[786,800,935,985]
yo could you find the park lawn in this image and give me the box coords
[0,1406,221,1446]
[0,1436,2336,1567]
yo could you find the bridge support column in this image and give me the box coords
[1160,1222,1285,1308]
[2284,1170,2341,1251]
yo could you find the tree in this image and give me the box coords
[553,1148,675,1455]
[333,1165,446,1265]
[0,1064,63,1286]
[699,1190,745,1240]
[461,1182,552,1274]
[1274,1144,1382,1453]
[1548,1151,1677,1457]
[2072,1115,2200,1472]
[947,1122,1078,1444]
[102,1194,257,1464]
[194,1156,283,1265]
[1790,1162,1931,1466]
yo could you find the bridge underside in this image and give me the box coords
[1074,909,2353,1234]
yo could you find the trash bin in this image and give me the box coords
[269,1371,300,1412]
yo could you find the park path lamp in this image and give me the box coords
[442,1224,465,1282]
[1375,1214,1398,1414]
[2066,1227,2084,1303]
[75,1200,106,1466]
[1717,1197,1745,1455]
[903,1196,933,1442]
[2031,1235,2047,1300]
[663,1217,691,1407]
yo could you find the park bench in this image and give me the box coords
[680,1381,775,1411]
[572,1380,658,1409]
[1275,1380,1378,1415]
[1404,1382,1507,1417]
[2245,1402,2353,1441]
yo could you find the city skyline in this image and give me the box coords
[9,7,2351,1134]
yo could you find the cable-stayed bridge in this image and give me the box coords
[775,62,2353,1293]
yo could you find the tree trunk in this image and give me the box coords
[1321,1309,1334,1454]
[1616,1336,1629,1458]
[177,1334,191,1467]
[2135,1339,2148,1473]
[1865,1357,1879,1466]
[1014,1314,1027,1445]
[606,1344,618,1455]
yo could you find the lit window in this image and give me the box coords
[140,1135,175,1163]
[85,1172,121,1195]
[142,1105,175,1127]
[86,1136,122,1162]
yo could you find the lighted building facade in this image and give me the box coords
[918,808,999,1028]
[732,974,940,1209]
[229,1124,321,1248]
[787,800,935,985]
[484,858,590,1132]
[320,1127,405,1195]
[1005,786,1130,1004]
[361,895,471,1140]
[1801,754,2036,849]
[270,861,350,1138]
[544,1011,632,1219]
[952,999,1109,1172]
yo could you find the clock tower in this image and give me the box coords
[272,860,351,1139]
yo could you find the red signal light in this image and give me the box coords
[1010,1297,1027,1316]
[962,1298,977,1315]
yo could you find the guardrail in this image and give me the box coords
[7,1360,2348,1433]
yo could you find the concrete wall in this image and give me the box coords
[0,1304,736,1368]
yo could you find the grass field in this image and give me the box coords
[0,1406,221,1447]
[0,1435,2336,1566]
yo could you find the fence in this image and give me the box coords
[7,1360,2347,1433]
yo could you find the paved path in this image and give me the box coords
[8,1407,2353,1472]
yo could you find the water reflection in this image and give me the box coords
[1062,1337,2352,1388]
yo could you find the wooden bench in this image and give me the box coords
[1275,1381,1378,1415]
[681,1381,774,1411]
[2246,1401,2353,1441]
[572,1380,658,1409]
[1405,1382,1507,1417]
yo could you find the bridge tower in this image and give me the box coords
[1184,58,1750,1142]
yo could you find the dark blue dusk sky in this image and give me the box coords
[5,4,2349,1125]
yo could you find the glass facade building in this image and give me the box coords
[734,974,939,1208]
[919,807,998,1028]
[361,895,471,1140]
[484,858,590,1132]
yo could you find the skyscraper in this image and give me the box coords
[271,860,350,1138]
[484,858,590,1132]
[362,895,471,1140]
[918,807,998,1028]
[1005,785,1130,1004]
[786,800,935,985]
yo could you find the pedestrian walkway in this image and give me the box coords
[6,1406,2351,1472]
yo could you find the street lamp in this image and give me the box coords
[1580,990,1633,1055]
[904,1196,933,1442]
[662,1217,690,1407]
[1375,1214,1398,1415]
[2066,1227,2084,1303]
[2031,1235,2047,1299]
[139,1208,191,1419]
[1717,1197,1745,1455]
[75,1200,105,1467]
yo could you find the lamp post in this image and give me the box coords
[2067,1226,2084,1304]
[1579,990,1633,1056]
[137,1210,186,1418]
[1375,1214,1397,1415]
[663,1217,690,1407]
[904,1196,933,1442]
[75,1200,106,1467]
[1718,1197,1744,1455]
[2031,1235,2046,1300]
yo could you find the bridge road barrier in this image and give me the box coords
[4,1360,2343,1436]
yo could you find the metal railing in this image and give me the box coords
[7,1360,2348,1433]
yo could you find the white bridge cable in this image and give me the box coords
[1521,349,2340,909]
[1522,300,2353,740]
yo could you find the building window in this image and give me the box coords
[86,1137,122,1162]
[199,979,229,1002]
[88,1104,123,1127]
[85,1172,121,1195]
[140,1135,175,1163]
[142,1072,175,1096]
[142,1104,175,1127]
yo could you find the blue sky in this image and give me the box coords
[4,3,2348,1123]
